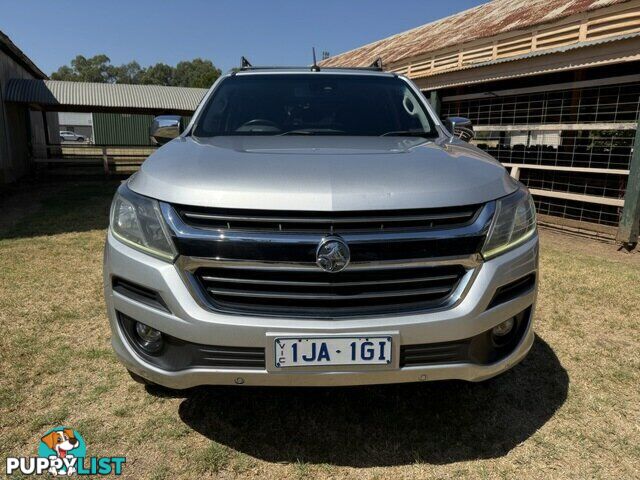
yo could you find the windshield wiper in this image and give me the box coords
[380,130,432,138]
[280,129,346,136]
[280,129,315,136]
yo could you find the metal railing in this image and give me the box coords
[35,144,157,175]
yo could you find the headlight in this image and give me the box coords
[482,187,536,259]
[110,184,177,261]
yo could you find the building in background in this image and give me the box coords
[91,113,192,146]
[322,0,640,242]
[0,32,206,183]
[58,112,93,142]
[57,112,194,146]
[0,30,58,183]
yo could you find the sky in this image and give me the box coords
[1,0,486,76]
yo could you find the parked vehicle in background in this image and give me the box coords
[104,65,538,389]
[59,130,86,142]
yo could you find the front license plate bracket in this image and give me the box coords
[272,335,395,369]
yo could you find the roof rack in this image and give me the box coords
[369,57,384,70]
[238,55,385,72]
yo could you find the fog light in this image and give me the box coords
[492,318,515,337]
[135,322,163,353]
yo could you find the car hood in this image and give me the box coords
[129,136,517,211]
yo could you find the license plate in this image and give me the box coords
[274,336,392,368]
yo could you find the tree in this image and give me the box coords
[173,58,221,88]
[112,61,143,84]
[51,54,115,82]
[50,65,78,82]
[50,55,221,88]
[139,63,174,86]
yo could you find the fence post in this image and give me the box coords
[102,146,110,175]
[616,118,640,247]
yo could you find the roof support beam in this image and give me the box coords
[428,90,441,116]
[441,73,640,101]
[473,123,638,132]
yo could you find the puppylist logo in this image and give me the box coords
[6,427,126,476]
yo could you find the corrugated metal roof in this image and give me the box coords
[320,0,632,67]
[5,79,207,113]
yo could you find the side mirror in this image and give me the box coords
[443,117,474,142]
[150,115,182,145]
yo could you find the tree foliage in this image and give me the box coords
[50,55,221,88]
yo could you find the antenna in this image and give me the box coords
[311,47,320,72]
[240,56,252,69]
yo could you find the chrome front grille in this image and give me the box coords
[174,205,480,232]
[163,201,494,318]
[192,264,467,317]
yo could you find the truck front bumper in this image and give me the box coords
[104,231,538,388]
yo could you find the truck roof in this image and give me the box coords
[231,56,393,77]
[233,67,397,77]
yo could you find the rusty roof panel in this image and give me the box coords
[320,0,632,67]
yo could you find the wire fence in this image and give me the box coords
[442,81,640,235]
[473,130,634,169]
[442,83,640,125]
[533,196,621,228]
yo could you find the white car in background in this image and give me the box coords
[59,130,86,142]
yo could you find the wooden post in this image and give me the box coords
[102,146,110,175]
[41,111,50,159]
[616,116,640,247]
[429,90,441,117]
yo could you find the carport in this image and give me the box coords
[4,79,207,172]
[5,79,206,115]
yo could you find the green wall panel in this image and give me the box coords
[93,113,195,145]
[93,113,155,145]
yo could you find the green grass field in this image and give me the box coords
[1,179,638,479]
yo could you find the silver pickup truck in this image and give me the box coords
[103,66,538,389]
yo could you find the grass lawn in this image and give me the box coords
[1,178,638,479]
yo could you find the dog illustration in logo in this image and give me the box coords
[41,429,79,475]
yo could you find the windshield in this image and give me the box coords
[193,73,438,137]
